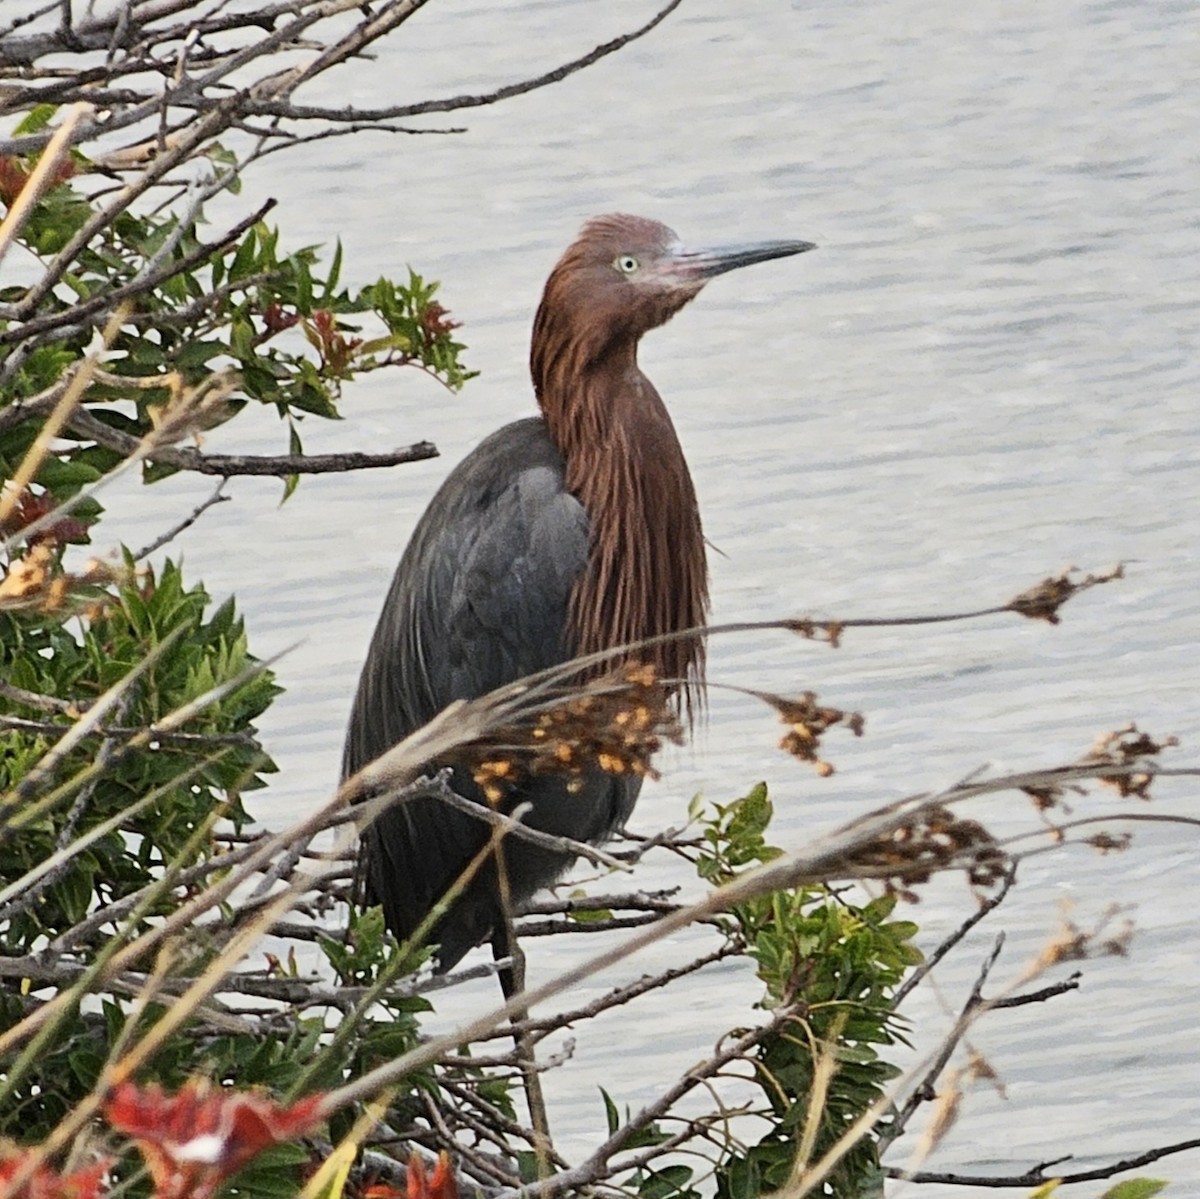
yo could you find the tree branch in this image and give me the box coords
[892,1137,1200,1188]
[0,200,277,347]
[62,406,439,476]
[892,865,1017,1007]
[131,480,230,559]
[237,0,685,123]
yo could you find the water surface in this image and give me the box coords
[88,0,1200,1191]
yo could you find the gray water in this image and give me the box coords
[74,0,1200,1192]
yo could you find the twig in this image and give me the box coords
[64,406,439,476]
[506,942,739,1040]
[367,772,632,873]
[892,865,1017,1007]
[0,0,684,152]
[989,976,1081,1009]
[892,1136,1200,1188]
[515,912,670,937]
[131,479,229,559]
[0,195,270,344]
[243,0,685,121]
[880,935,1006,1153]
[0,681,82,715]
[0,714,256,748]
[510,1007,799,1195]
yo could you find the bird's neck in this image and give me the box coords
[536,345,709,718]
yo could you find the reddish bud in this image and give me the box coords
[0,153,75,208]
[262,302,300,334]
[0,157,30,207]
[419,302,460,341]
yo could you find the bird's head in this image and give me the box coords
[532,213,816,380]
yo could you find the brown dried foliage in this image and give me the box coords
[419,301,460,340]
[465,663,684,804]
[0,545,119,612]
[1006,563,1124,624]
[1039,904,1134,966]
[1081,723,1176,799]
[784,618,846,648]
[759,690,864,776]
[851,804,1008,902]
[0,487,91,547]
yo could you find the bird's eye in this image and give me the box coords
[614,254,640,275]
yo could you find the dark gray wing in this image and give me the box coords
[342,417,640,967]
[344,418,587,767]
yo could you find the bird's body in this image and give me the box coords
[343,215,814,970]
[343,417,642,966]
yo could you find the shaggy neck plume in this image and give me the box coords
[531,302,708,721]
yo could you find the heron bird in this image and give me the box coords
[343,214,815,972]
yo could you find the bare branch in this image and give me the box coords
[892,1137,1200,1188]
[239,0,685,123]
[880,935,1006,1153]
[62,407,439,476]
[892,865,1017,1007]
[131,480,230,559]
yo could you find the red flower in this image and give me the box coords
[405,1153,458,1199]
[103,1080,325,1199]
[0,1149,108,1199]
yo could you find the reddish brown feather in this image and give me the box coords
[530,217,709,723]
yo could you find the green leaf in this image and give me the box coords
[360,332,413,356]
[34,456,103,491]
[323,238,343,299]
[205,142,242,194]
[639,1165,696,1199]
[230,229,257,281]
[1100,1181,1168,1199]
[174,339,227,371]
[600,1087,619,1136]
[281,421,303,502]
[15,104,58,135]
[296,254,313,312]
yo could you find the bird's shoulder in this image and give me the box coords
[395,416,589,705]
[411,415,585,591]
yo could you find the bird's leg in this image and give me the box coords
[491,841,553,1177]
[490,918,518,1002]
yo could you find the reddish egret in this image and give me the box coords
[343,214,815,971]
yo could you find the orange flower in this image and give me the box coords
[103,1080,324,1199]
[0,1148,108,1199]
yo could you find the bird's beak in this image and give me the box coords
[669,237,817,282]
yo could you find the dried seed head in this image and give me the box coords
[458,661,683,802]
[1081,723,1176,799]
[759,689,864,775]
[1006,563,1124,624]
[846,803,1009,902]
